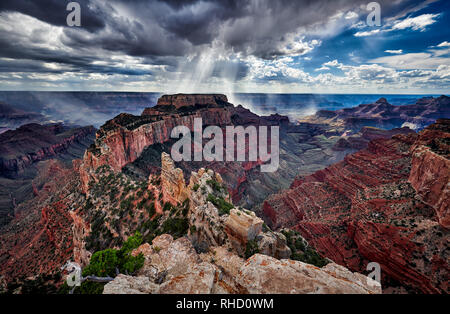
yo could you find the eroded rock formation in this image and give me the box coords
[80,95,233,194]
[103,234,380,294]
[263,119,450,293]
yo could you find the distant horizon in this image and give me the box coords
[0,90,447,96]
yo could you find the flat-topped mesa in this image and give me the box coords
[142,94,232,116]
[157,94,230,109]
[79,94,234,193]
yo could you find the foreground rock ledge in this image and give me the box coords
[103,234,381,294]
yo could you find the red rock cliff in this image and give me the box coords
[408,119,450,229]
[79,96,232,193]
[263,119,450,293]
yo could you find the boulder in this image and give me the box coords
[225,208,263,250]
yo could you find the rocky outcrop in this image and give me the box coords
[103,275,159,294]
[238,254,380,294]
[263,120,450,293]
[161,152,190,205]
[225,208,263,251]
[160,153,292,258]
[103,234,381,294]
[255,231,291,260]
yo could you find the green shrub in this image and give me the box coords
[207,179,223,192]
[77,232,145,294]
[245,240,260,259]
[120,231,143,254]
[161,218,189,239]
[163,202,173,212]
[281,229,329,268]
[82,249,118,278]
[145,202,156,217]
[207,194,233,216]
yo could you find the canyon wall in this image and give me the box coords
[408,119,450,229]
[263,119,450,293]
[80,105,232,194]
[0,124,96,177]
[302,96,450,132]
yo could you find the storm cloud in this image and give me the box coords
[0,0,448,93]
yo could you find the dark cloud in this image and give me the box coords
[0,0,440,84]
[0,0,105,31]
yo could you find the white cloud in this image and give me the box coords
[369,49,450,70]
[345,11,358,20]
[278,37,321,57]
[437,41,450,47]
[354,29,381,37]
[323,59,341,67]
[385,50,403,54]
[392,13,440,31]
[315,66,330,71]
[353,13,441,38]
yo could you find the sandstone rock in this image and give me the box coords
[103,274,159,294]
[159,262,217,294]
[113,237,380,294]
[205,246,249,294]
[209,246,245,278]
[189,202,228,250]
[225,208,263,248]
[188,168,229,249]
[133,235,201,282]
[161,152,190,205]
[79,106,232,193]
[237,254,381,294]
[256,231,291,260]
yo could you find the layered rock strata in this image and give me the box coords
[263,120,450,293]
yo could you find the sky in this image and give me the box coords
[0,0,449,94]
